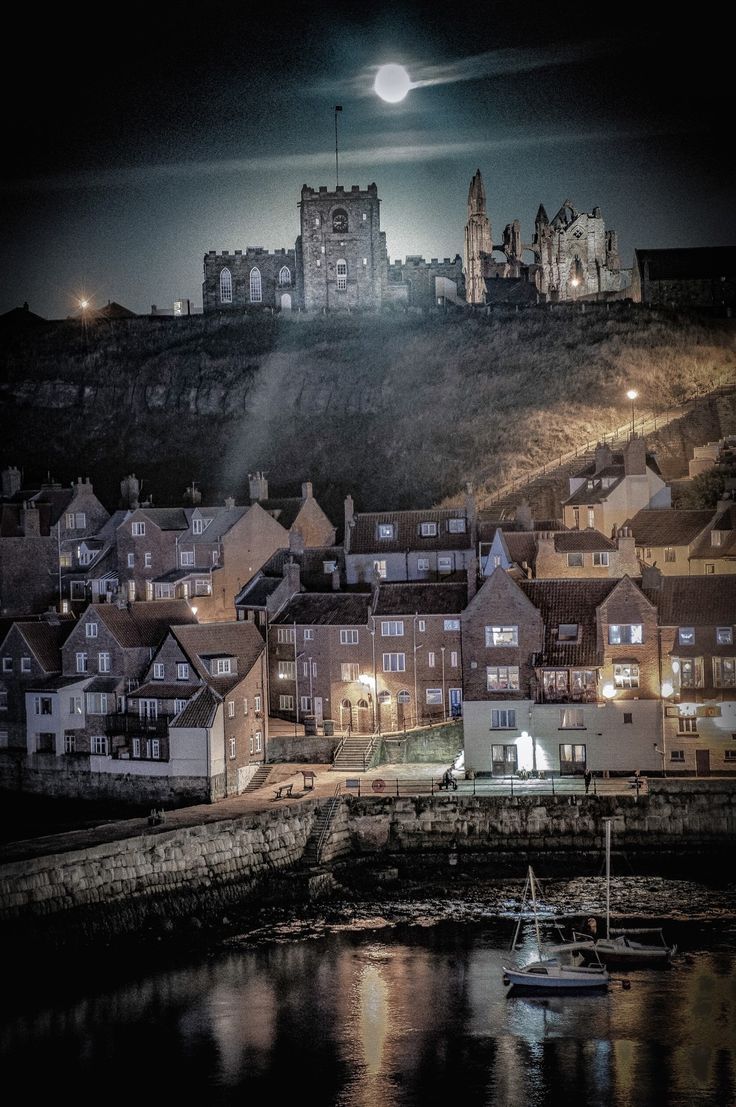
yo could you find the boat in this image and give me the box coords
[571,819,677,968]
[502,866,610,993]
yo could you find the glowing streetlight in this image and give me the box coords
[601,683,616,700]
[626,389,638,437]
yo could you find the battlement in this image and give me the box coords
[300,182,379,201]
[205,248,295,261]
[389,254,462,271]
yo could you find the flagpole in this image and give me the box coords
[335,105,342,188]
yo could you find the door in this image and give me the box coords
[492,743,518,776]
[695,748,711,776]
[314,696,323,723]
[559,743,587,775]
[449,688,462,718]
[280,293,292,311]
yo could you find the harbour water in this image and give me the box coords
[3,871,735,1106]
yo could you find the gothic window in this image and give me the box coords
[332,209,348,233]
[336,259,347,291]
[278,266,291,286]
[249,268,262,303]
[219,268,232,303]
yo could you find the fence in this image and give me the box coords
[340,775,647,798]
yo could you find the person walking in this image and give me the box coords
[584,768,592,795]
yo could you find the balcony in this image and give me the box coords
[537,689,598,705]
[105,713,172,736]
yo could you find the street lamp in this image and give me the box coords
[626,389,638,437]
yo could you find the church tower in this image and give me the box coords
[463,169,492,305]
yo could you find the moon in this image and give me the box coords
[374,64,411,103]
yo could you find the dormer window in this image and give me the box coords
[711,531,723,546]
[193,518,204,535]
[678,627,695,645]
[378,523,394,539]
[212,658,233,676]
[448,518,466,533]
[420,522,437,537]
[558,624,579,642]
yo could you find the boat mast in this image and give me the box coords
[604,817,612,940]
[529,866,543,958]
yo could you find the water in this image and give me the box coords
[3,874,735,1107]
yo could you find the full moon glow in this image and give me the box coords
[374,64,411,103]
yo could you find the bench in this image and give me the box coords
[273,783,294,800]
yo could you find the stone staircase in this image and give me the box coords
[242,765,275,792]
[330,733,379,772]
[302,797,342,866]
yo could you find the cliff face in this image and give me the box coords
[1,306,734,520]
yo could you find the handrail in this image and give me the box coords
[313,796,342,861]
[361,731,380,770]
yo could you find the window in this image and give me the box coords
[76,652,88,673]
[195,579,211,595]
[558,624,579,642]
[713,658,735,687]
[623,712,633,724]
[229,737,236,759]
[69,696,83,715]
[68,511,86,529]
[341,663,360,681]
[277,627,295,644]
[717,627,733,645]
[300,696,312,713]
[177,663,189,680]
[332,208,348,233]
[450,651,458,667]
[249,267,262,302]
[65,512,76,529]
[147,739,161,760]
[444,619,460,631]
[381,620,404,637]
[425,688,442,704]
[85,622,98,638]
[437,557,452,574]
[712,530,723,546]
[560,707,585,729]
[678,715,698,734]
[64,734,76,753]
[86,693,108,714]
[378,523,394,539]
[724,750,736,762]
[153,662,165,680]
[678,627,695,645]
[592,552,609,567]
[397,691,411,704]
[567,552,584,567]
[587,508,595,528]
[304,629,314,641]
[383,653,406,672]
[70,581,86,600]
[418,620,426,632]
[92,736,108,755]
[98,652,111,673]
[192,518,204,535]
[21,656,31,673]
[132,521,145,536]
[340,629,358,645]
[543,670,568,698]
[417,558,430,571]
[227,700,235,718]
[254,694,261,712]
[302,660,315,678]
[705,564,715,574]
[180,550,195,567]
[127,552,135,568]
[213,658,233,676]
[155,583,175,600]
[33,696,53,715]
[486,666,520,691]
[491,708,516,728]
[373,560,387,579]
[336,259,347,291]
[279,265,291,286]
[664,547,676,563]
[420,522,437,536]
[485,626,519,647]
[278,660,295,680]
[219,267,233,303]
[59,550,72,568]
[279,694,294,711]
[670,750,685,762]
[242,697,248,716]
[448,518,466,533]
[77,546,94,566]
[559,743,587,771]
[614,663,639,689]
[2,658,11,673]
[144,552,152,568]
[428,651,436,667]
[608,624,643,645]
[174,699,187,715]
[132,737,141,758]
[255,731,262,753]
[0,692,6,712]
[680,658,703,688]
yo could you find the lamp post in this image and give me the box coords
[626,389,638,438]
[441,646,446,721]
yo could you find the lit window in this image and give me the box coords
[249,267,262,302]
[608,624,643,645]
[277,660,295,679]
[587,508,595,528]
[712,658,734,687]
[664,547,676,563]
[425,689,442,704]
[613,663,639,688]
[485,626,519,647]
[717,627,733,645]
[383,653,406,672]
[378,523,394,539]
[373,560,387,579]
[678,627,695,645]
[712,530,723,546]
[560,707,585,728]
[219,267,232,303]
[486,666,520,691]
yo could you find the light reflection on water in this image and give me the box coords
[2,880,735,1107]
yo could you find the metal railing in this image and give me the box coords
[339,774,642,798]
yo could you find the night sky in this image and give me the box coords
[3,2,732,319]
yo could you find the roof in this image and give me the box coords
[625,509,713,547]
[180,507,249,541]
[234,575,282,607]
[553,530,616,552]
[505,533,537,565]
[0,502,53,537]
[519,579,622,666]
[90,601,197,648]
[689,504,736,559]
[84,676,121,693]
[635,246,736,281]
[373,582,467,616]
[26,675,91,691]
[272,593,372,626]
[96,301,137,319]
[170,621,265,694]
[572,450,662,480]
[15,620,74,671]
[259,546,345,589]
[256,497,304,529]
[171,685,219,728]
[643,575,736,625]
[129,681,194,699]
[349,509,471,554]
[562,476,625,506]
[125,508,190,531]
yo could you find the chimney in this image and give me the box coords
[623,437,647,476]
[289,527,305,555]
[224,496,235,509]
[594,442,613,474]
[466,556,478,601]
[344,494,355,552]
[301,481,313,500]
[331,567,341,591]
[641,564,663,591]
[22,501,41,537]
[283,560,301,595]
[1,466,21,498]
[615,527,638,575]
[514,499,533,530]
[120,474,140,509]
[248,471,268,502]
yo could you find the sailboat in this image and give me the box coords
[571,819,677,967]
[502,866,610,992]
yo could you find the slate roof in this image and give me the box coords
[179,507,249,541]
[15,620,75,671]
[573,451,662,478]
[129,681,195,700]
[625,509,713,546]
[563,476,625,506]
[505,533,537,565]
[171,685,219,728]
[349,510,471,554]
[27,675,91,691]
[689,504,736,559]
[519,579,622,666]
[260,546,345,589]
[234,574,282,607]
[643,575,736,625]
[373,582,467,615]
[272,593,372,626]
[554,530,616,552]
[171,622,265,695]
[84,676,121,693]
[255,497,304,530]
[129,508,190,531]
[91,601,197,647]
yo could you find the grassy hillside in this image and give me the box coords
[1,305,734,522]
